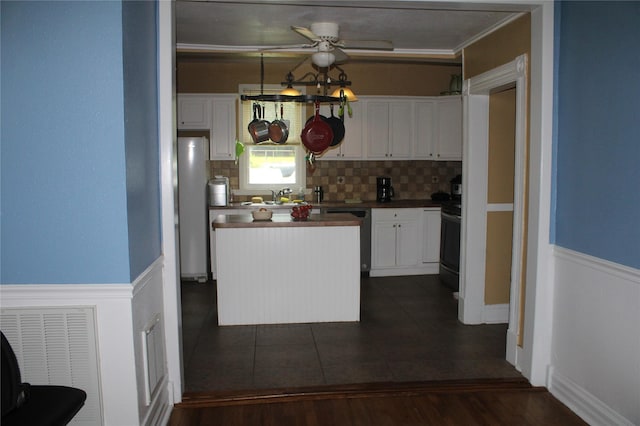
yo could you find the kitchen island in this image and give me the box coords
[212,213,362,325]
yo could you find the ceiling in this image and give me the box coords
[175,1,531,64]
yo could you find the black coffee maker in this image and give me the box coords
[376,176,394,203]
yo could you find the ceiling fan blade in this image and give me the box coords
[291,26,320,42]
[339,39,394,51]
[259,44,315,51]
[332,47,349,64]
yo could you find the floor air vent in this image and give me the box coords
[0,307,103,425]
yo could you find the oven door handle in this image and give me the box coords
[441,212,461,223]
[440,263,459,274]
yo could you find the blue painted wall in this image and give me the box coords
[122,1,161,281]
[1,1,161,283]
[554,1,640,269]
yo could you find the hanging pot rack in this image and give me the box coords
[240,54,350,104]
[240,93,342,103]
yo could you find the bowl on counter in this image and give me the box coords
[252,209,273,221]
[290,204,312,221]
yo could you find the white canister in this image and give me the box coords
[208,176,229,206]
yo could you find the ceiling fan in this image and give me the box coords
[265,22,393,68]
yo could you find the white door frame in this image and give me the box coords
[459,55,528,372]
[159,2,555,392]
[158,1,183,404]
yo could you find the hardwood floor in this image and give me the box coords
[169,379,587,425]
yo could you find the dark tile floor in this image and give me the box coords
[181,274,522,392]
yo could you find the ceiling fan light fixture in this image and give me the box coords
[312,51,335,68]
[330,87,358,102]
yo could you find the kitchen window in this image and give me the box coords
[238,85,306,193]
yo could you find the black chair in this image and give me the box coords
[1,331,87,426]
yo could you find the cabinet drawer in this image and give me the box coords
[372,208,421,222]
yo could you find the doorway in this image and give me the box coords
[460,54,528,370]
[158,5,557,398]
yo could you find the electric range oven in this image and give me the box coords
[439,200,461,291]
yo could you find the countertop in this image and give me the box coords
[212,213,362,229]
[210,199,443,210]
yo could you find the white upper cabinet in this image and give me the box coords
[177,93,459,162]
[414,96,462,161]
[364,98,413,160]
[178,95,211,129]
[319,102,363,160]
[210,95,237,160]
[361,95,461,161]
[365,101,390,158]
[414,100,437,159]
[434,96,462,160]
[177,94,238,160]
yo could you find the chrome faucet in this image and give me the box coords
[272,187,293,202]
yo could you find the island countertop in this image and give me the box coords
[212,213,361,229]
[211,199,443,211]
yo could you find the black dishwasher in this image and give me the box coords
[321,208,371,273]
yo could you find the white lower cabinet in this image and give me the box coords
[371,208,441,277]
[422,208,441,264]
[371,208,420,276]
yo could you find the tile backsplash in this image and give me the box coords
[210,160,462,202]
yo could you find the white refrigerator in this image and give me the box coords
[177,137,210,282]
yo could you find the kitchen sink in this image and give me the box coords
[241,201,305,207]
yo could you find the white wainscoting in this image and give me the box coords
[131,259,173,426]
[0,257,172,426]
[1,306,102,425]
[550,247,639,426]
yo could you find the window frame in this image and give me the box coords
[237,85,307,195]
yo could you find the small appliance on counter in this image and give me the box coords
[376,176,394,203]
[450,174,462,201]
[431,191,450,201]
[314,186,324,204]
[208,176,230,206]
